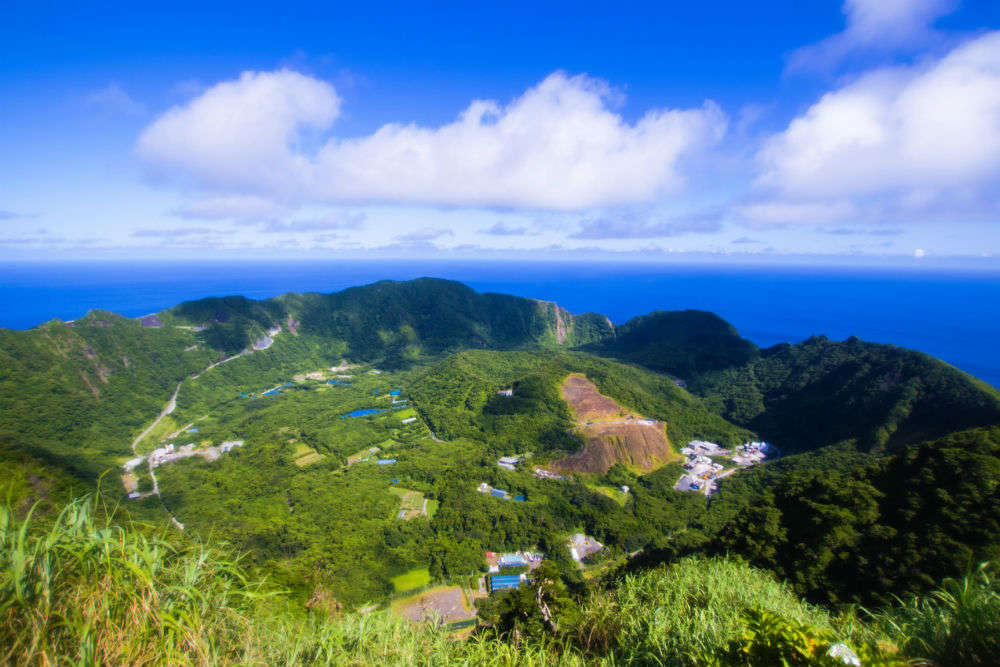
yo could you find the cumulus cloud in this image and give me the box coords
[138,70,726,210]
[751,32,1000,224]
[138,70,341,193]
[788,0,958,71]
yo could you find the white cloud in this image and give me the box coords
[138,69,341,194]
[754,32,1000,223]
[788,0,958,71]
[138,70,726,210]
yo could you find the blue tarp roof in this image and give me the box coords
[390,389,401,395]
[489,575,524,592]
[490,489,508,498]
[377,459,397,465]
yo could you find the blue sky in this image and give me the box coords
[2,0,999,264]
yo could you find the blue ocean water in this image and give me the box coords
[2,260,999,388]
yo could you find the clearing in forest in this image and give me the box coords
[553,373,677,475]
[391,585,474,624]
[388,486,427,519]
[292,443,326,467]
[391,567,431,593]
[347,446,380,466]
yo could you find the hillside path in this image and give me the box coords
[124,327,282,529]
[131,383,181,455]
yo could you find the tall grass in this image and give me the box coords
[868,563,1000,667]
[0,495,589,665]
[7,494,990,666]
[572,556,851,665]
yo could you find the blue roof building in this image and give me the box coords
[490,488,508,499]
[390,389,401,396]
[377,459,397,465]
[489,575,524,593]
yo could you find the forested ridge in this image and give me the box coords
[2,277,999,665]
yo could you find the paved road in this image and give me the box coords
[131,382,181,455]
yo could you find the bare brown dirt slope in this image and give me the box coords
[553,374,676,474]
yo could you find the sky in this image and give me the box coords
[2,0,1000,265]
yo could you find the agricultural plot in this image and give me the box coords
[347,446,380,466]
[391,567,431,593]
[391,585,474,624]
[292,443,325,467]
[388,486,427,519]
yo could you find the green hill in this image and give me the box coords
[583,309,760,380]
[410,349,755,452]
[692,335,1000,452]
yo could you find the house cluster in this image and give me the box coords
[679,441,727,492]
[732,441,774,466]
[485,550,544,573]
[533,467,565,481]
[684,440,729,456]
[568,533,604,564]
[497,455,521,471]
[125,440,246,479]
[476,482,526,502]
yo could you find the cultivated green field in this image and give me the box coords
[391,567,432,593]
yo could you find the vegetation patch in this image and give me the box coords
[388,486,426,519]
[391,567,432,593]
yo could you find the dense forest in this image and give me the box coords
[2,277,999,665]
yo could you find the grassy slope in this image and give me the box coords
[2,495,935,666]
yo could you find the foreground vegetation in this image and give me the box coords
[3,496,997,665]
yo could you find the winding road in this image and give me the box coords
[124,327,283,529]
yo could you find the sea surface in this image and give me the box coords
[2,260,999,389]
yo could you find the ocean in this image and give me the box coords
[2,260,999,388]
